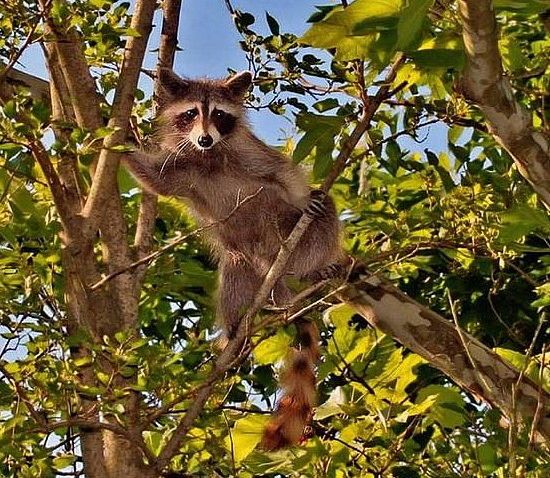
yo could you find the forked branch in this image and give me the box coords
[81,0,158,237]
[134,0,185,287]
[457,0,550,207]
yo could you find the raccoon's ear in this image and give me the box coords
[157,68,190,99]
[225,71,252,98]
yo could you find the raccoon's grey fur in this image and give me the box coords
[123,69,343,448]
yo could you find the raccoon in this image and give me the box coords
[123,68,344,449]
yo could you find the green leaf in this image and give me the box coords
[498,204,550,244]
[144,430,164,457]
[416,385,467,428]
[493,0,550,14]
[396,0,434,50]
[9,184,36,216]
[3,362,19,374]
[312,98,339,113]
[478,443,499,474]
[50,0,69,22]
[448,126,464,144]
[325,303,357,328]
[300,0,400,61]
[235,11,255,30]
[312,138,335,180]
[0,143,24,155]
[52,454,76,470]
[2,100,17,119]
[265,12,280,36]
[315,387,346,420]
[533,282,550,308]
[30,101,50,124]
[253,329,293,365]
[96,371,110,385]
[391,466,421,478]
[499,37,528,72]
[293,113,344,164]
[225,415,270,463]
[494,347,544,386]
[74,356,93,367]
[395,354,426,392]
[408,33,465,69]
[90,0,109,7]
[442,248,475,269]
[0,381,13,406]
[408,49,464,69]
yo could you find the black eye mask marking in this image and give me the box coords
[174,108,198,130]
[211,108,236,136]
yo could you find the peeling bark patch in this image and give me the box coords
[469,343,517,380]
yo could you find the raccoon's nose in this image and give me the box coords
[198,134,213,148]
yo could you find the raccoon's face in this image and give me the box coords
[157,69,252,152]
[169,99,241,151]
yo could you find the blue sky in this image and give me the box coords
[20,0,448,150]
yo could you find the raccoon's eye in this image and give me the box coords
[212,109,226,119]
[183,108,198,119]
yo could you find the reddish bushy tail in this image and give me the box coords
[261,319,320,450]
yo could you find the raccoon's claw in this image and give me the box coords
[304,189,327,218]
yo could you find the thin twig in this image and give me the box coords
[222,411,236,476]
[527,344,547,452]
[0,20,41,85]
[510,311,547,469]
[81,0,158,238]
[134,0,184,287]
[223,0,235,15]
[220,405,272,415]
[0,362,47,427]
[446,289,493,397]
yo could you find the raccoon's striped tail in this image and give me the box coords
[261,319,320,450]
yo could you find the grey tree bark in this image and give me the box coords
[458,0,550,208]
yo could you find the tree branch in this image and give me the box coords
[0,362,48,428]
[243,53,405,323]
[38,0,103,130]
[27,139,76,225]
[0,14,42,85]
[42,42,85,212]
[81,0,158,237]
[339,264,550,441]
[35,418,157,465]
[134,0,184,287]
[383,99,489,133]
[458,0,550,208]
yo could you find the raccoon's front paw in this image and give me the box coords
[304,189,327,218]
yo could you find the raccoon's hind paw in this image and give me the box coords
[305,257,353,282]
[304,189,327,218]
